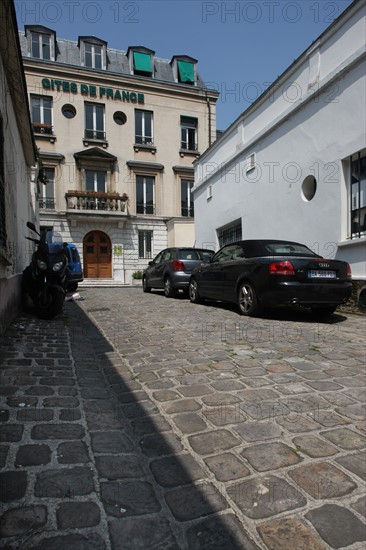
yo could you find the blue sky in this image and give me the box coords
[15,0,354,129]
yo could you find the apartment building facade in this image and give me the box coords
[19,27,218,283]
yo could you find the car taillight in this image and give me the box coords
[346,263,352,279]
[173,260,185,271]
[269,261,295,276]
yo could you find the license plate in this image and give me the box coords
[307,270,336,279]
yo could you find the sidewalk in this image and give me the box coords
[1,288,365,549]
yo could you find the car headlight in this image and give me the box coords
[37,259,47,270]
[53,262,64,272]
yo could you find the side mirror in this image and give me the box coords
[26,221,40,235]
[148,261,154,266]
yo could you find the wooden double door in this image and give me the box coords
[83,231,112,278]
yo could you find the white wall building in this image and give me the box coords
[0,0,37,334]
[193,0,366,305]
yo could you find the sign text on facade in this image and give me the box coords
[41,78,144,103]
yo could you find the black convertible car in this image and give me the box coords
[188,240,352,317]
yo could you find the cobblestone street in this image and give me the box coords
[1,287,365,549]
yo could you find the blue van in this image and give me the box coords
[65,243,83,291]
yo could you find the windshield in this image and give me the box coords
[40,231,64,253]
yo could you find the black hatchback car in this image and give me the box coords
[143,247,215,297]
[189,240,352,317]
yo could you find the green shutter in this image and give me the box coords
[133,52,152,73]
[177,60,195,84]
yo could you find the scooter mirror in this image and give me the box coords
[27,221,37,232]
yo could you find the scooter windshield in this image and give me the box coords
[42,231,64,253]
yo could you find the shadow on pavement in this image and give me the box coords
[65,300,259,549]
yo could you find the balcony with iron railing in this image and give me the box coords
[39,198,56,210]
[32,123,56,142]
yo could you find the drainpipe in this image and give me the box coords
[206,93,212,147]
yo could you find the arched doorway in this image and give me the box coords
[83,231,112,278]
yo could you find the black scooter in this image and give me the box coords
[23,222,69,319]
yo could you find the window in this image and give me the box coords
[181,180,194,217]
[31,96,53,134]
[217,220,242,248]
[85,103,105,140]
[39,168,55,210]
[136,176,155,214]
[135,110,153,145]
[79,37,107,69]
[177,60,195,84]
[181,117,197,151]
[133,51,152,76]
[113,111,127,125]
[246,153,256,173]
[85,170,106,192]
[62,104,76,119]
[350,151,366,238]
[85,43,102,69]
[212,244,242,263]
[138,230,153,258]
[0,114,6,250]
[31,32,51,60]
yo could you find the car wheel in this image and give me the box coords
[142,277,151,293]
[238,282,261,316]
[189,278,202,304]
[164,277,176,298]
[311,305,337,318]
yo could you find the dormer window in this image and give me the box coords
[25,26,55,61]
[85,43,102,69]
[79,37,107,70]
[127,47,154,77]
[171,56,197,86]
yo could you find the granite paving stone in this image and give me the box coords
[352,495,366,518]
[234,421,283,442]
[188,429,241,455]
[15,444,51,466]
[240,442,302,471]
[34,466,95,497]
[0,506,47,537]
[164,482,228,521]
[57,441,90,464]
[109,516,178,550]
[95,454,144,479]
[0,471,27,501]
[185,513,260,549]
[150,454,205,487]
[227,475,307,519]
[101,480,161,518]
[33,533,107,549]
[335,451,366,481]
[305,504,366,548]
[171,412,207,434]
[257,517,324,550]
[56,501,101,529]
[90,431,134,453]
[320,426,366,449]
[292,434,339,457]
[202,404,248,426]
[288,462,357,499]
[204,452,250,481]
